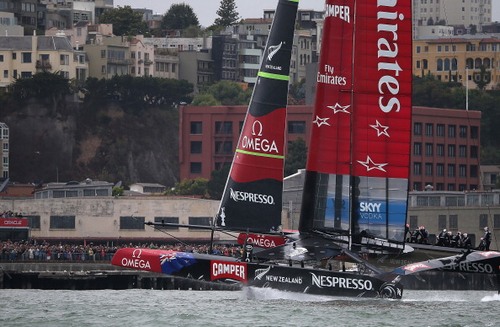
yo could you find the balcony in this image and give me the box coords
[36,60,52,70]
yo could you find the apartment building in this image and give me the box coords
[413,0,492,32]
[413,35,500,89]
[83,35,130,78]
[0,34,87,88]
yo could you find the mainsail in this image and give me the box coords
[215,0,299,233]
[300,0,413,250]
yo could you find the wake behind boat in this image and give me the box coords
[111,0,500,299]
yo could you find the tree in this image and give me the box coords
[192,93,219,106]
[9,72,71,110]
[214,0,240,27]
[207,165,230,199]
[162,4,199,30]
[167,178,208,196]
[99,6,148,36]
[285,138,307,177]
[207,80,251,105]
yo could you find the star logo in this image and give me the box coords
[313,116,330,127]
[357,155,388,172]
[369,120,390,137]
[327,103,350,114]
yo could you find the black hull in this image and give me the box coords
[166,254,403,299]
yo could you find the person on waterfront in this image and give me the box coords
[478,227,492,251]
[461,233,472,249]
[436,229,449,246]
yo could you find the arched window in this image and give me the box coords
[474,58,482,69]
[465,58,474,69]
[437,58,443,71]
[444,58,450,71]
[451,58,458,71]
[483,58,491,68]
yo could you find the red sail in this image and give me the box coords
[300,0,412,245]
[307,0,412,178]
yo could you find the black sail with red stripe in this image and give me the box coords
[300,0,413,248]
[215,0,299,233]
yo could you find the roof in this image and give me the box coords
[0,36,73,51]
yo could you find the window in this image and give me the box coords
[436,164,444,177]
[60,54,69,65]
[448,164,455,177]
[494,214,500,229]
[436,144,445,156]
[120,216,145,230]
[413,123,422,135]
[436,124,445,137]
[154,217,179,230]
[190,141,202,154]
[424,163,433,176]
[21,52,31,63]
[188,217,211,230]
[459,125,467,138]
[414,162,422,176]
[438,215,447,230]
[449,215,458,229]
[101,50,106,58]
[0,54,3,62]
[190,121,202,134]
[459,165,467,178]
[425,143,433,156]
[414,142,422,156]
[448,125,456,138]
[215,121,232,134]
[190,162,202,173]
[215,141,233,154]
[479,214,489,229]
[425,123,433,136]
[448,145,455,157]
[459,145,467,157]
[288,121,306,134]
[25,215,41,229]
[50,215,75,229]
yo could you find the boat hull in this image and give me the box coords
[111,248,403,299]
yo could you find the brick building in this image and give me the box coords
[179,105,312,182]
[179,105,482,192]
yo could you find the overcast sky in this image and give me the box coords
[113,0,500,27]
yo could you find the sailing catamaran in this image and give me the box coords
[111,0,500,298]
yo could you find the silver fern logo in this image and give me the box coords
[267,42,283,61]
[254,266,271,280]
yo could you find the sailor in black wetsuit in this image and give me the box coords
[437,229,447,246]
[479,227,492,251]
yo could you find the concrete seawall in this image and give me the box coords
[1,262,497,291]
[0,262,239,291]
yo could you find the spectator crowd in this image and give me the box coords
[0,240,243,262]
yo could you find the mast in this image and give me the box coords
[215,0,299,233]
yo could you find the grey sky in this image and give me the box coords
[113,0,324,27]
[113,0,500,28]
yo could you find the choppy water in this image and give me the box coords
[0,288,499,327]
